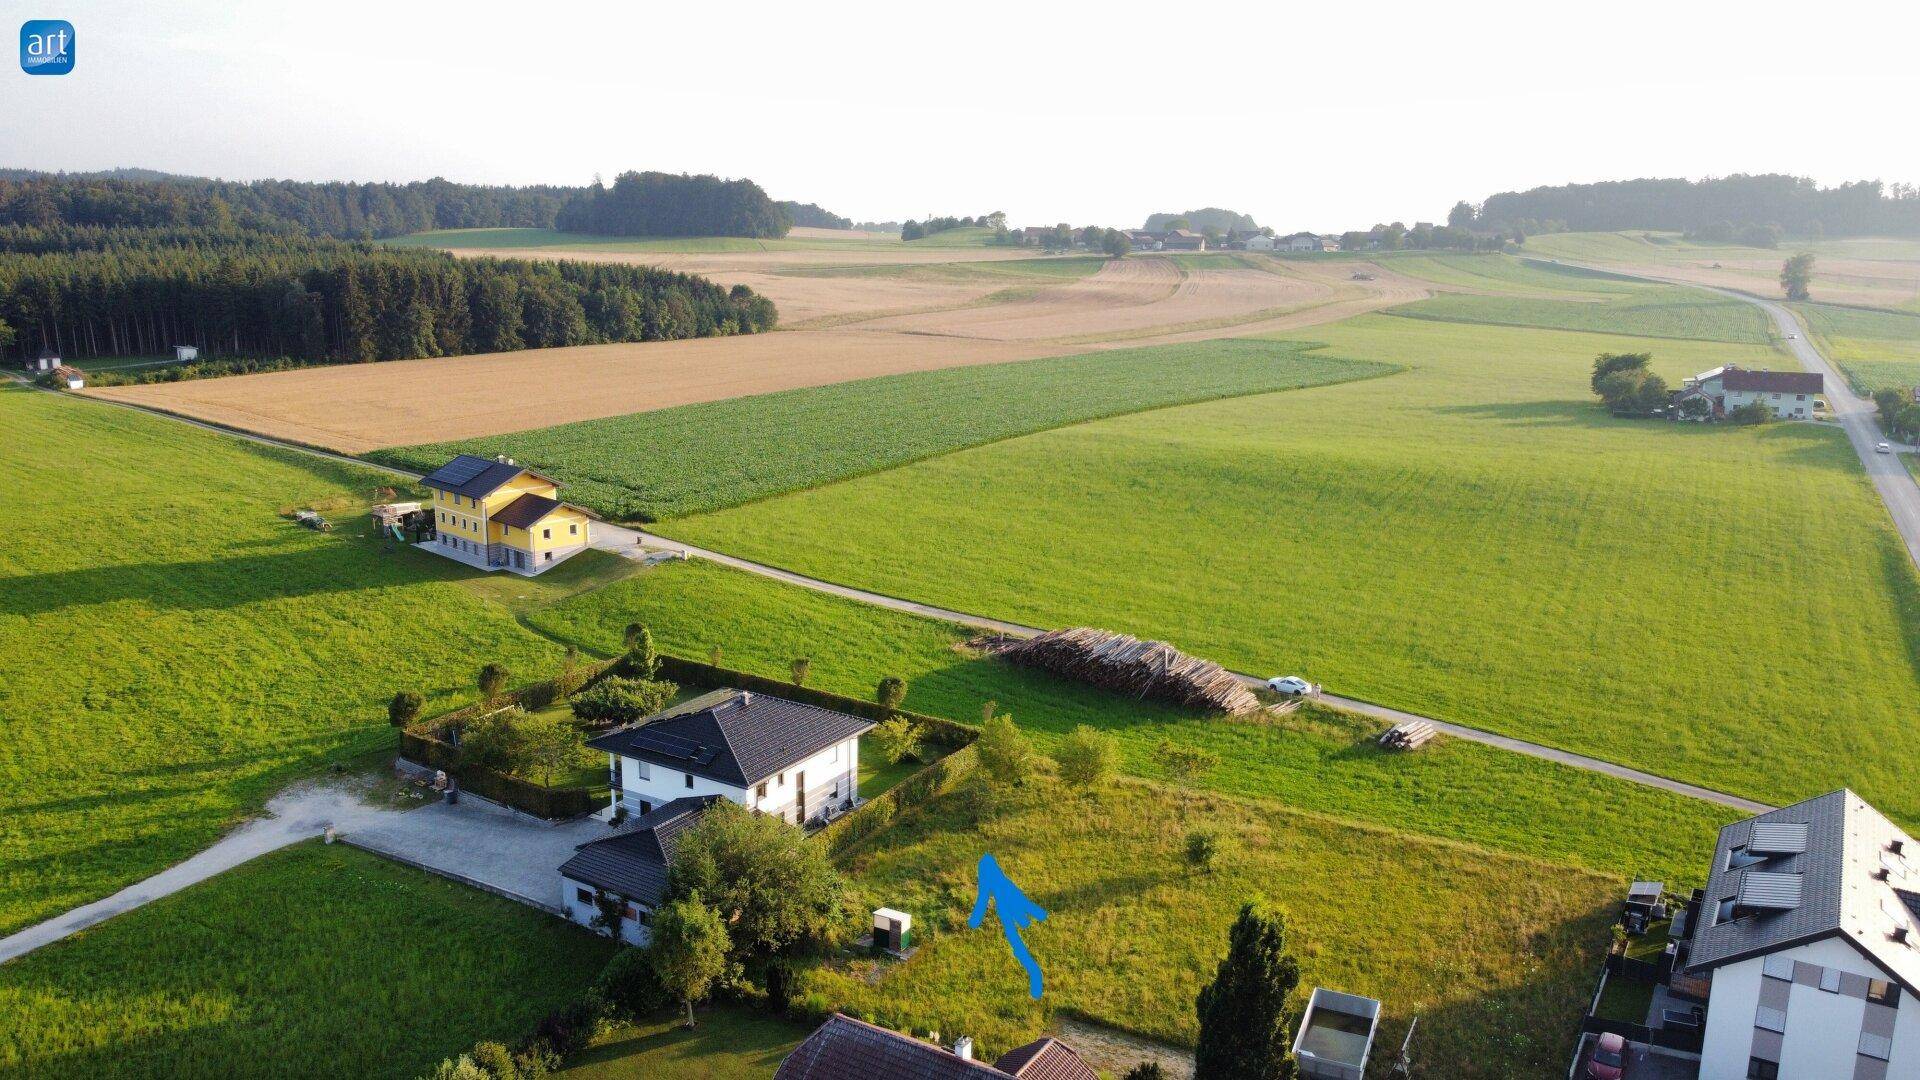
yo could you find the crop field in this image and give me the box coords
[529,559,1736,881]
[808,777,1616,1077]
[368,339,1394,519]
[1526,231,1920,308]
[1384,252,1648,299]
[0,841,612,1080]
[1794,301,1920,392]
[1388,285,1774,343]
[0,385,579,935]
[656,316,1920,817]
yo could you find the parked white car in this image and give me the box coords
[1267,675,1318,697]
[1877,442,1894,455]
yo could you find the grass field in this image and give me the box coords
[652,316,1920,817]
[529,559,1737,882]
[557,1008,808,1079]
[0,385,577,935]
[1793,301,1920,392]
[1389,286,1774,343]
[0,841,613,1080]
[368,339,1393,520]
[1383,252,1645,299]
[807,777,1615,1077]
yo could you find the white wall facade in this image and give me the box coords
[608,736,860,825]
[560,874,652,946]
[1724,387,1814,420]
[1698,936,1917,1080]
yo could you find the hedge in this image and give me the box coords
[656,655,978,747]
[816,745,979,860]
[398,729,600,819]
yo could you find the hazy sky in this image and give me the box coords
[8,1,1920,231]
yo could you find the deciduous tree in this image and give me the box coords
[649,893,731,1029]
[1781,252,1816,301]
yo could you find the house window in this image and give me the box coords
[1868,979,1899,1007]
[830,744,840,763]
[609,761,621,790]
[1860,1032,1893,1061]
[1717,897,1739,923]
[576,887,593,905]
[1754,1005,1786,1033]
[622,904,638,921]
[543,527,552,540]
[636,908,652,927]
[685,772,694,789]
[570,523,578,535]
[544,552,553,562]
[1747,1059,1779,1080]
[1796,394,1806,401]
[777,773,785,786]
[756,783,767,799]
[635,761,650,780]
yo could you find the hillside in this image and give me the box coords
[1145,207,1259,233]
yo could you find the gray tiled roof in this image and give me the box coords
[556,795,719,904]
[419,454,550,500]
[1689,790,1920,993]
[586,689,875,788]
[1720,369,1823,395]
[492,492,562,530]
[774,1014,1016,1080]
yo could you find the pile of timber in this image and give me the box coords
[977,627,1261,715]
[1379,719,1436,751]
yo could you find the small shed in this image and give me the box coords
[173,345,200,362]
[871,908,912,954]
[25,349,60,373]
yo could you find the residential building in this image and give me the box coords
[558,689,875,942]
[1160,229,1207,251]
[417,453,592,575]
[774,1013,1098,1080]
[1281,232,1335,252]
[1125,230,1163,251]
[1245,234,1277,251]
[1681,365,1823,420]
[1678,790,1920,1080]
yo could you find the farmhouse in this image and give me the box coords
[1674,790,1920,1080]
[1281,231,1337,252]
[1244,234,1276,251]
[417,453,592,575]
[559,689,873,941]
[1159,229,1207,251]
[1681,365,1823,420]
[1125,230,1163,251]
[774,1013,1098,1080]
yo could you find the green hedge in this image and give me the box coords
[816,745,978,860]
[656,655,977,747]
[397,730,600,819]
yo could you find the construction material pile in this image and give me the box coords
[979,627,1261,715]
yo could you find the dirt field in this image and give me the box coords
[88,242,1435,452]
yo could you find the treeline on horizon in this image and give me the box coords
[1474,174,1920,237]
[901,212,1005,241]
[555,171,792,238]
[0,182,778,373]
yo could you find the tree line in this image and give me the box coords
[555,172,791,238]
[775,201,852,230]
[900,212,1005,241]
[1,231,776,370]
[1475,174,1920,237]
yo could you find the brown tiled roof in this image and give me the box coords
[993,1038,1099,1080]
[1721,369,1822,395]
[775,1014,1012,1080]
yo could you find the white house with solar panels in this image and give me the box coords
[1676,790,1920,1080]
[556,689,874,944]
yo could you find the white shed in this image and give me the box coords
[173,345,199,362]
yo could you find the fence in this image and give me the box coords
[398,729,601,820]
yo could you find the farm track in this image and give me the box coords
[12,370,1773,813]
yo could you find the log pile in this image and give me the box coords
[977,627,1261,715]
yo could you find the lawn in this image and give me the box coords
[0,384,574,934]
[1388,286,1774,344]
[557,1007,809,1079]
[528,559,1737,883]
[808,776,1618,1078]
[368,338,1393,520]
[653,315,1920,817]
[0,841,613,1080]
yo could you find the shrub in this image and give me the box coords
[1053,725,1119,790]
[1185,827,1235,874]
[570,677,677,727]
[478,663,510,703]
[975,713,1038,789]
[790,657,812,686]
[427,1055,492,1080]
[388,690,424,727]
[875,676,908,711]
[1123,1065,1169,1080]
[466,1042,519,1079]
[869,718,923,766]
[624,624,659,679]
[553,646,586,699]
[595,945,671,1018]
[460,707,529,774]
[1729,400,1773,425]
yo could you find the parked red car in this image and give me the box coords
[1585,1032,1627,1079]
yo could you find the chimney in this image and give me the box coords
[739,690,752,706]
[952,1036,974,1061]
[1893,840,1906,855]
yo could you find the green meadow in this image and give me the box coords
[810,776,1615,1078]
[1389,286,1774,343]
[1385,252,1647,298]
[656,316,1920,816]
[1794,301,1920,392]
[0,385,579,934]
[369,339,1392,520]
[530,559,1736,882]
[0,841,612,1080]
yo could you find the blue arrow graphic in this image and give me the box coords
[969,853,1048,998]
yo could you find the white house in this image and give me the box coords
[1680,790,1920,1080]
[558,689,875,943]
[1244,234,1276,251]
[1683,365,1823,420]
[1280,232,1336,252]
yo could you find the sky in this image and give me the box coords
[7,0,1920,232]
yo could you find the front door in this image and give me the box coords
[795,771,806,823]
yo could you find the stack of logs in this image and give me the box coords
[976,627,1261,715]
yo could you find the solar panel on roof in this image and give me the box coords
[628,729,717,766]
[1750,822,1810,855]
[1738,870,1804,910]
[430,457,489,485]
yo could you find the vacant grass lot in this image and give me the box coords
[557,1008,808,1079]
[810,778,1615,1077]
[657,316,1920,817]
[370,340,1392,520]
[530,559,1735,882]
[0,386,571,934]
[1390,286,1773,343]
[0,841,613,1080]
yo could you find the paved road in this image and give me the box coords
[0,781,402,965]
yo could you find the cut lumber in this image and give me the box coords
[973,627,1261,715]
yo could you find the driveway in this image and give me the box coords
[345,791,611,913]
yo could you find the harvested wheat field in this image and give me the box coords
[87,331,1054,453]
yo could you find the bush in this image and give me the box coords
[388,690,424,727]
[570,677,677,727]
[1729,400,1773,425]
[1185,827,1236,874]
[875,676,908,711]
[460,707,529,774]
[1123,1065,1169,1080]
[869,718,923,766]
[478,663,510,703]
[595,945,671,1018]
[975,713,1038,789]
[1053,725,1119,790]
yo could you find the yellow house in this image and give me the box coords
[418,454,593,576]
